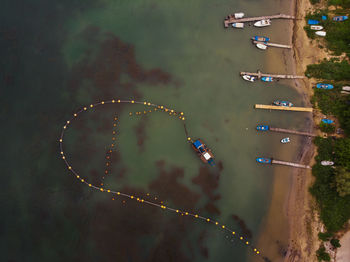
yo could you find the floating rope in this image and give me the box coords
[59,99,261,256]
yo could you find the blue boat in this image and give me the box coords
[322,15,327,20]
[192,139,215,166]
[333,16,348,21]
[256,157,272,164]
[316,83,334,90]
[256,125,269,131]
[261,76,273,82]
[252,36,270,42]
[308,19,320,25]
[321,119,334,124]
[273,100,293,107]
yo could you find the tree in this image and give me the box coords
[335,139,350,170]
[335,168,350,197]
[316,245,331,261]
[330,238,341,248]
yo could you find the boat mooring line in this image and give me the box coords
[59,99,261,257]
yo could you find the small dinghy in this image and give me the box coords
[256,125,269,131]
[256,43,267,50]
[252,36,270,42]
[281,137,290,144]
[321,119,334,124]
[261,76,273,82]
[333,15,348,21]
[310,25,323,30]
[254,19,271,27]
[316,83,334,89]
[232,23,244,28]
[308,19,320,25]
[256,157,272,164]
[242,75,256,82]
[273,100,293,107]
[315,31,326,36]
[234,12,244,19]
[321,160,334,166]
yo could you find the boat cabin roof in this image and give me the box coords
[203,152,211,160]
[193,140,202,148]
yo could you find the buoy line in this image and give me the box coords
[59,99,261,257]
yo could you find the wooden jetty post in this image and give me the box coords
[269,127,315,137]
[272,159,311,169]
[252,40,292,49]
[224,13,295,28]
[255,104,313,112]
[240,70,305,79]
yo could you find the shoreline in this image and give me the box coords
[252,0,323,261]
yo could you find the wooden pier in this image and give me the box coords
[272,159,311,169]
[240,70,305,79]
[252,40,292,49]
[224,13,295,28]
[255,104,313,112]
[269,127,315,137]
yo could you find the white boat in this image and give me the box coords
[234,12,244,19]
[315,31,326,36]
[342,86,350,92]
[321,161,334,166]
[242,75,256,82]
[254,19,271,27]
[310,25,323,30]
[256,43,267,50]
[232,22,244,28]
[281,137,290,144]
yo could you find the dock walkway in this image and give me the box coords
[224,14,295,28]
[272,159,311,169]
[240,70,305,79]
[252,40,291,49]
[255,104,313,112]
[269,127,315,137]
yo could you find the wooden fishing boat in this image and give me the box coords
[321,119,334,124]
[234,12,244,19]
[308,19,319,25]
[192,139,215,166]
[321,161,334,166]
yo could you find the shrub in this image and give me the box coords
[316,245,331,261]
[330,238,341,248]
[319,122,335,133]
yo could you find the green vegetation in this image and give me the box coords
[319,122,335,133]
[318,231,332,241]
[306,59,350,81]
[316,245,331,261]
[310,0,321,4]
[335,167,350,196]
[328,0,350,9]
[330,238,341,248]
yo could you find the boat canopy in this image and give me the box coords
[203,152,211,160]
[193,140,202,149]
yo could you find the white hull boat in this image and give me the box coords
[234,12,244,19]
[232,22,244,28]
[310,25,323,30]
[256,43,267,50]
[315,31,326,36]
[242,75,256,82]
[321,161,334,166]
[281,137,290,144]
[254,19,271,27]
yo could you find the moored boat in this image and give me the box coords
[281,137,290,144]
[261,76,273,82]
[256,43,267,50]
[333,15,348,21]
[256,125,269,131]
[234,12,244,19]
[273,100,293,107]
[316,83,334,89]
[342,86,350,92]
[252,36,270,42]
[254,19,271,27]
[321,119,334,124]
[321,160,334,166]
[308,19,319,25]
[242,75,256,82]
[232,23,244,28]
[192,139,215,166]
[310,25,323,30]
[256,157,272,164]
[315,31,326,36]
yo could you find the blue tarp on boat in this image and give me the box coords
[322,15,327,20]
[316,83,334,89]
[322,119,334,124]
[333,16,348,21]
[193,140,202,149]
[308,19,320,25]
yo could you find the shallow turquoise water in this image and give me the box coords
[1,0,307,261]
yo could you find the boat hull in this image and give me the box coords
[254,19,271,27]
[316,83,334,89]
[261,76,273,82]
[256,43,267,50]
[273,100,293,107]
[192,139,215,165]
[256,157,272,164]
[310,25,323,30]
[256,125,269,131]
